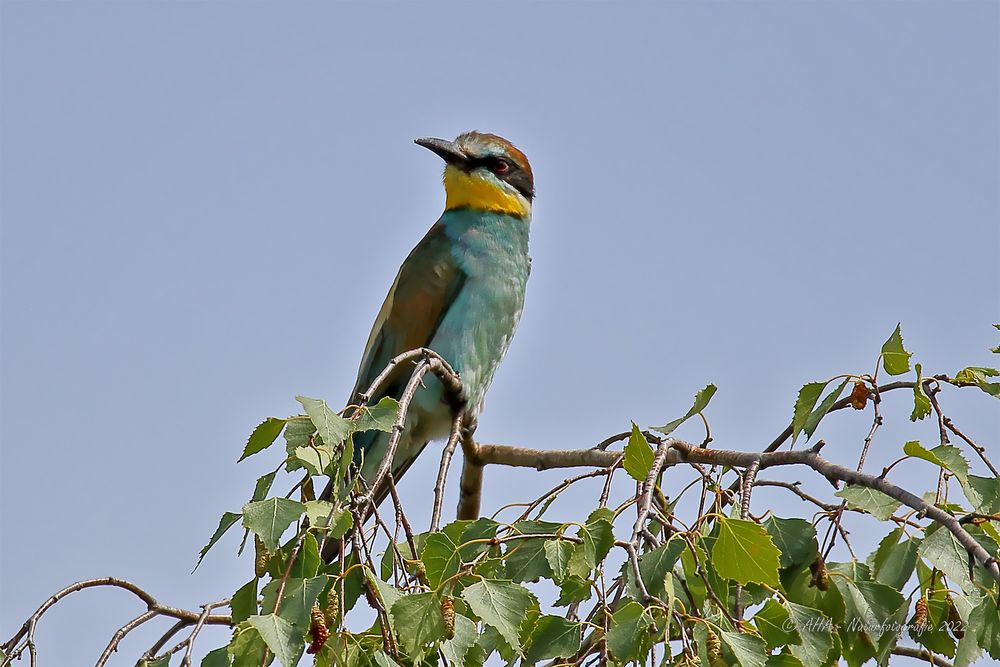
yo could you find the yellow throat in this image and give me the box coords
[443,165,530,217]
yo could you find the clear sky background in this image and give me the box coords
[1,2,997,665]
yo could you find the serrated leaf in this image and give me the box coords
[461,579,536,655]
[834,485,901,521]
[965,475,1000,513]
[422,532,462,588]
[251,471,277,503]
[353,396,399,432]
[242,498,304,551]
[240,417,287,462]
[764,517,819,570]
[137,657,170,667]
[904,441,969,490]
[918,526,975,593]
[554,574,592,606]
[754,599,796,649]
[912,364,932,421]
[833,578,905,645]
[248,614,303,667]
[229,622,267,667]
[390,592,445,660]
[652,384,717,436]
[504,521,560,583]
[627,537,686,599]
[296,395,354,446]
[870,528,919,590]
[196,511,242,567]
[231,578,258,624]
[293,444,336,476]
[200,647,229,667]
[713,517,781,587]
[784,601,833,666]
[720,630,768,667]
[970,593,1000,659]
[607,601,651,662]
[792,382,828,444]
[441,613,478,665]
[881,323,912,376]
[525,615,581,662]
[804,379,848,440]
[260,575,327,628]
[543,539,574,582]
[623,422,655,481]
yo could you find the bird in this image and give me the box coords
[321,131,534,559]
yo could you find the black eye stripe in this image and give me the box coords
[465,156,534,200]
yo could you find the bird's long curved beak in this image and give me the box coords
[415,137,468,167]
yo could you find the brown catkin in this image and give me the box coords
[307,604,329,654]
[324,588,339,627]
[912,596,930,636]
[254,535,269,578]
[706,629,723,667]
[441,595,455,639]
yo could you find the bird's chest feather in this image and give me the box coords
[431,212,530,410]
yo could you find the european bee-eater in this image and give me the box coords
[322,131,533,556]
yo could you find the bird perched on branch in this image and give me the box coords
[321,132,533,559]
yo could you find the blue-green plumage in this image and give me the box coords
[328,132,535,528]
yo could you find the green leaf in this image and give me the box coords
[200,647,230,667]
[965,475,1000,513]
[870,528,919,590]
[137,657,170,667]
[784,601,833,666]
[353,396,399,432]
[804,379,848,440]
[903,441,969,489]
[832,577,905,644]
[422,532,462,588]
[606,600,650,663]
[791,382,827,444]
[229,622,267,667]
[461,579,537,655]
[251,471,277,503]
[652,383,717,436]
[240,417,287,462]
[296,395,354,446]
[918,526,975,593]
[525,615,582,662]
[197,511,242,567]
[231,578,258,624]
[834,485,901,521]
[627,537,686,599]
[712,517,781,587]
[441,613,478,666]
[754,599,797,649]
[367,570,403,613]
[720,630,768,667]
[554,574,592,606]
[260,576,327,628]
[765,654,805,667]
[880,323,912,376]
[293,444,336,476]
[248,614,303,667]
[372,651,402,667]
[242,498,305,551]
[970,592,1000,659]
[764,517,819,570]
[390,592,445,660]
[955,366,1000,399]
[504,520,560,583]
[911,364,932,420]
[543,539,574,583]
[623,422,655,482]
[281,418,314,473]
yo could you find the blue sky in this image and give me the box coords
[1,2,997,664]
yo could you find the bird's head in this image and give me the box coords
[415,131,534,218]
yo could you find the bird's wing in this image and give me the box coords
[351,222,467,404]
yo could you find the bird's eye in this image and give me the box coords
[492,159,510,174]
